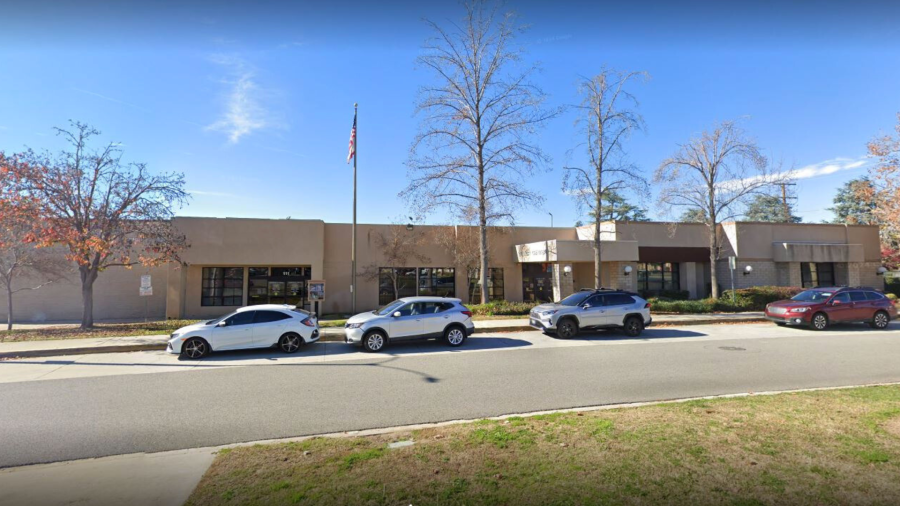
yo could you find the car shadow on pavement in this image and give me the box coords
[566,328,707,342]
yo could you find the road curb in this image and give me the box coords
[1,318,767,359]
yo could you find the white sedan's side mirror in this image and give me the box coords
[217,320,227,327]
[393,311,402,318]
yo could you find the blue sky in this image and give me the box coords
[1,0,899,226]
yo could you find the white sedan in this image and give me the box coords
[167,305,319,359]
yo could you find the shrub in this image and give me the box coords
[886,293,898,301]
[640,289,690,301]
[650,286,803,313]
[467,300,533,316]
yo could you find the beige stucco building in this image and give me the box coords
[0,217,885,323]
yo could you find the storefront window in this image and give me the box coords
[468,268,504,304]
[801,262,835,288]
[418,267,456,297]
[637,262,680,296]
[378,268,418,305]
[201,267,244,306]
[246,266,311,307]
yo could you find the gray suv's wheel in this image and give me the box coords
[278,332,302,353]
[871,311,890,330]
[445,326,466,347]
[556,318,578,339]
[623,316,644,337]
[363,331,387,352]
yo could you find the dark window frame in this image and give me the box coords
[800,262,835,288]
[637,262,680,295]
[201,267,244,307]
[468,268,505,304]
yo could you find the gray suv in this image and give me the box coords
[529,289,652,338]
[344,297,476,352]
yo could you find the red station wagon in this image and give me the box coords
[765,286,897,330]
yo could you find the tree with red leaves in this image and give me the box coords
[0,153,70,331]
[18,122,189,328]
[865,113,900,256]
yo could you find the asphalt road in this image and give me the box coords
[1,323,900,468]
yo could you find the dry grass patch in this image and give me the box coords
[0,320,200,342]
[187,386,900,506]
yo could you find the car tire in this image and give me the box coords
[363,330,387,353]
[181,337,209,360]
[870,311,890,330]
[810,312,828,331]
[623,316,644,337]
[444,325,466,347]
[556,318,578,339]
[278,332,303,353]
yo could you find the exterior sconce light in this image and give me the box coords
[623,265,633,276]
[743,265,753,276]
[563,265,572,277]
[406,217,414,231]
[876,266,888,276]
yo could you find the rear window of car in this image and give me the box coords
[849,291,867,302]
[255,311,291,323]
[865,291,886,301]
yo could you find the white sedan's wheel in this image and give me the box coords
[363,331,386,352]
[445,327,466,347]
[181,337,208,360]
[279,333,302,353]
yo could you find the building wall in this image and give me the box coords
[1,264,167,323]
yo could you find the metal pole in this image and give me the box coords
[351,103,358,314]
[548,212,553,228]
[730,264,736,305]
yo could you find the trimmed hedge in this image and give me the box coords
[650,286,805,313]
[468,300,533,316]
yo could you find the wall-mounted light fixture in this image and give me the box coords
[406,217,414,231]
[876,266,888,276]
[623,265,633,276]
[563,265,572,277]
[743,265,753,276]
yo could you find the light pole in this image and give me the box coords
[548,212,553,228]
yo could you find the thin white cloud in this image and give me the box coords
[205,54,277,144]
[188,189,238,197]
[72,88,151,113]
[780,156,871,181]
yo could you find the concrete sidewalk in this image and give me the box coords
[0,312,765,359]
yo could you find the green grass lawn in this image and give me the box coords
[186,385,900,505]
[0,320,200,342]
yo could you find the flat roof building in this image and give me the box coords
[0,217,884,323]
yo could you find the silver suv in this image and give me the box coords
[529,289,652,338]
[344,297,475,352]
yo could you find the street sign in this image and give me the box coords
[309,280,325,301]
[728,256,736,270]
[140,286,153,296]
[141,275,152,289]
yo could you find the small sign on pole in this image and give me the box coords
[728,256,736,303]
[140,286,153,296]
[308,280,325,316]
[141,275,152,289]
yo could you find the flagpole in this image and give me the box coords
[351,103,358,314]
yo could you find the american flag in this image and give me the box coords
[346,112,356,164]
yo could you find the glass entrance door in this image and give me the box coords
[248,266,311,308]
[522,263,554,303]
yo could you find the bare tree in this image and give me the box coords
[401,0,557,303]
[360,220,430,303]
[434,216,509,303]
[655,121,779,298]
[20,122,189,328]
[563,69,649,288]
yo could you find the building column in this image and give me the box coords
[552,263,574,302]
[788,262,802,287]
[165,262,186,320]
[847,263,861,286]
[684,262,698,299]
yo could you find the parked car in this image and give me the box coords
[167,304,320,359]
[765,286,897,330]
[344,297,475,352]
[529,289,652,338]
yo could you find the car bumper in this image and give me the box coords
[529,317,554,331]
[466,325,475,336]
[307,329,320,343]
[765,314,809,325]
[166,339,182,354]
[345,327,364,345]
[644,317,652,327]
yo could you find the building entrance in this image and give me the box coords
[522,263,554,303]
